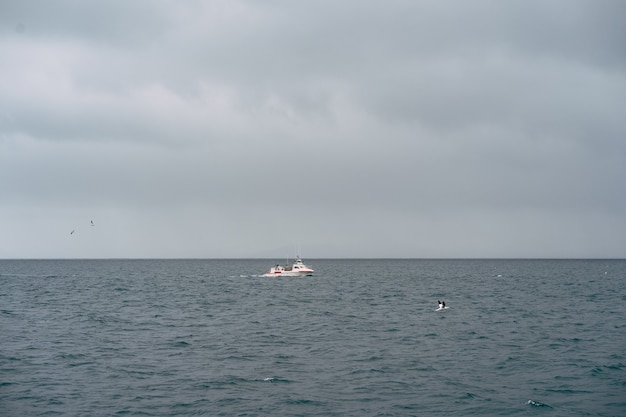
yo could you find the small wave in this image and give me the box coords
[56,353,88,360]
[86,313,127,324]
[285,398,325,405]
[547,387,593,394]
[262,377,290,383]
[527,399,552,408]
[48,398,64,405]
[210,375,251,386]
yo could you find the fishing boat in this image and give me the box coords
[262,257,314,277]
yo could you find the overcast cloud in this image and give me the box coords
[1,0,625,258]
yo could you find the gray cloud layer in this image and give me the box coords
[1,0,625,258]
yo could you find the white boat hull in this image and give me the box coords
[261,271,313,277]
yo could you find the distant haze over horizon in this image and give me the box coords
[2,1,625,259]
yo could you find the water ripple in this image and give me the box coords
[1,259,624,416]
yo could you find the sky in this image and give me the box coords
[1,0,625,259]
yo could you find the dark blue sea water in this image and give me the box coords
[1,259,624,416]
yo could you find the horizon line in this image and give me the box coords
[1,257,624,261]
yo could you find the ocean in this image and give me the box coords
[1,259,624,416]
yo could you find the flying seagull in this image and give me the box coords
[91,220,95,226]
[70,230,75,235]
